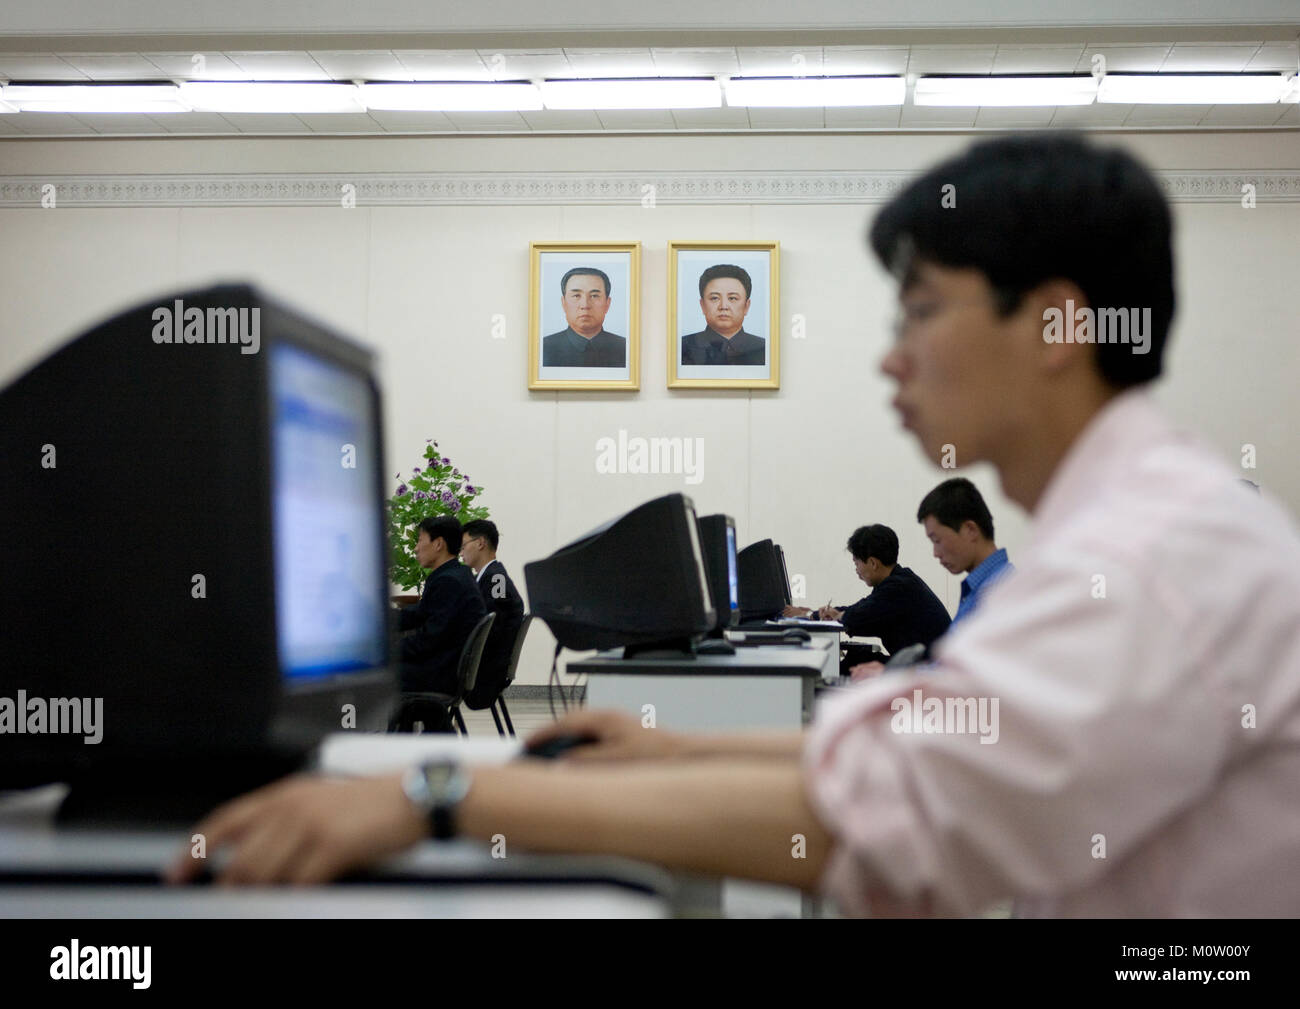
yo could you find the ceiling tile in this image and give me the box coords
[670,106,751,128]
[1123,104,1214,126]
[310,51,411,81]
[1245,43,1300,72]
[475,49,571,79]
[214,112,312,132]
[737,47,825,77]
[1161,44,1261,72]
[973,106,1056,127]
[56,53,164,79]
[78,113,172,133]
[296,112,387,132]
[0,54,86,80]
[594,108,677,129]
[154,111,239,132]
[439,110,530,129]
[821,47,909,75]
[4,113,98,133]
[1048,103,1135,126]
[393,50,491,80]
[824,106,902,127]
[907,47,997,75]
[226,52,329,80]
[991,45,1086,74]
[898,104,979,127]
[563,49,658,78]
[1197,103,1296,126]
[517,109,604,130]
[144,52,248,79]
[745,107,826,128]
[651,48,739,75]
[1074,45,1172,73]
[365,109,457,131]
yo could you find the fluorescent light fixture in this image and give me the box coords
[358,81,542,111]
[915,76,1097,107]
[1,83,189,114]
[0,98,16,114]
[180,81,364,113]
[1279,75,1299,103]
[725,76,905,107]
[1098,73,1288,104]
[540,77,720,110]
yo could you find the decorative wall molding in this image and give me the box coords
[2,169,1298,208]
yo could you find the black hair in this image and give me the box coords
[868,131,1175,388]
[417,515,463,556]
[917,477,995,541]
[847,524,899,567]
[698,264,752,299]
[461,518,499,551]
[560,267,611,298]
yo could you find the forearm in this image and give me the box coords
[458,760,833,889]
[675,730,807,760]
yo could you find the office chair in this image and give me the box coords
[391,612,495,735]
[489,613,533,738]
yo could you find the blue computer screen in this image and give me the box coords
[270,343,387,680]
[725,525,739,612]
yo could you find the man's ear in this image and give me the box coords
[1030,278,1093,375]
[961,519,981,542]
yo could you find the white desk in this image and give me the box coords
[572,641,830,732]
[0,735,676,919]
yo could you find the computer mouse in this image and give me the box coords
[780,628,811,642]
[522,733,600,759]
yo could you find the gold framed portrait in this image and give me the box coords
[667,240,780,389]
[529,241,640,391]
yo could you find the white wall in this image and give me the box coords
[2,131,1297,683]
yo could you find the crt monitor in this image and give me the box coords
[696,514,740,633]
[737,539,786,623]
[0,283,395,809]
[525,493,716,656]
[775,544,793,606]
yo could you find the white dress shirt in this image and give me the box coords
[803,390,1300,916]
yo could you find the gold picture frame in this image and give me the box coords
[529,241,640,391]
[667,240,780,389]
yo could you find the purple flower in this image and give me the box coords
[412,467,421,474]
[452,468,460,478]
[448,498,461,513]
[425,438,433,444]
[441,456,451,465]
[465,484,476,495]
[416,491,428,499]
[395,483,408,496]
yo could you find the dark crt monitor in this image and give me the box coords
[524,493,716,657]
[737,539,786,622]
[776,544,793,606]
[696,514,740,634]
[0,283,395,818]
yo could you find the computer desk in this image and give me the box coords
[0,735,676,919]
[570,639,833,732]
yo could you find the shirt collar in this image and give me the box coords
[475,559,494,582]
[963,547,1009,595]
[562,327,602,352]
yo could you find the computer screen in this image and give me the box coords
[270,343,387,680]
[725,525,740,614]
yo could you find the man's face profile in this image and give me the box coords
[561,273,611,338]
[699,277,750,338]
[880,260,1042,467]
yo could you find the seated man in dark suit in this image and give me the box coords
[396,515,486,702]
[785,523,951,671]
[458,519,525,710]
[681,264,766,366]
[541,267,626,368]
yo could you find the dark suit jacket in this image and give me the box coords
[835,565,952,657]
[681,327,766,367]
[399,560,487,693]
[464,558,526,710]
[542,327,626,368]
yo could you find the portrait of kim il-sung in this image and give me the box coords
[669,241,779,389]
[529,242,640,391]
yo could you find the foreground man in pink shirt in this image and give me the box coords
[170,133,1300,916]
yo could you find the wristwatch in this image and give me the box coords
[401,759,472,840]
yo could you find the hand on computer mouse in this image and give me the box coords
[524,710,686,763]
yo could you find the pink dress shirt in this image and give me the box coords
[804,390,1300,916]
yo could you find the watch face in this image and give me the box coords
[422,762,458,796]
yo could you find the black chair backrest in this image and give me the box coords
[501,613,533,689]
[457,612,496,698]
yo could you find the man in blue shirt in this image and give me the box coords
[917,477,1014,630]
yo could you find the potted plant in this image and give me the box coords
[388,440,489,595]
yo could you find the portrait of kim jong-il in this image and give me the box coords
[542,267,626,368]
[681,264,765,367]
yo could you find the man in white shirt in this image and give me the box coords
[169,133,1300,917]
